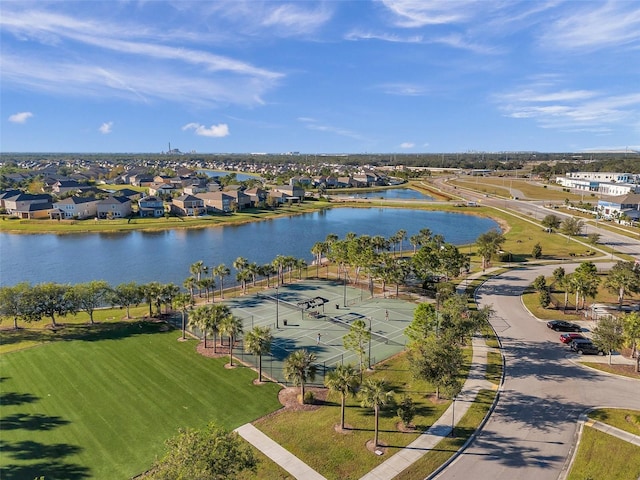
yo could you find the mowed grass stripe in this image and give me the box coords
[0,322,282,479]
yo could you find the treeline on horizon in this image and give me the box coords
[1,151,639,175]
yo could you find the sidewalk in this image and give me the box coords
[359,336,495,480]
[235,271,500,480]
[585,419,640,447]
[235,423,327,480]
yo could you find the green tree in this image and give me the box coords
[604,261,640,309]
[622,312,640,372]
[213,264,231,299]
[0,282,32,329]
[148,423,256,480]
[324,363,360,430]
[408,332,463,399]
[219,313,243,366]
[560,217,583,236]
[532,242,542,259]
[570,262,600,311]
[141,281,163,317]
[343,319,371,376]
[30,282,76,327]
[541,214,561,231]
[592,316,624,365]
[532,275,547,293]
[476,230,505,271]
[358,378,394,447]
[67,280,110,324]
[244,326,273,382]
[539,289,551,308]
[174,292,194,340]
[397,395,416,429]
[587,232,601,245]
[283,349,317,404]
[405,302,438,344]
[109,282,142,319]
[183,276,197,300]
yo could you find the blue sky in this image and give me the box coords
[1,1,639,154]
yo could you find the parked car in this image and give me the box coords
[570,339,605,355]
[547,320,582,332]
[560,333,586,344]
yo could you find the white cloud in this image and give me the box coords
[376,83,427,96]
[379,0,480,27]
[298,117,367,141]
[400,142,415,149]
[542,2,640,51]
[495,79,640,131]
[182,122,230,138]
[9,111,33,123]
[261,4,333,35]
[99,121,113,134]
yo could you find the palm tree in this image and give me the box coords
[395,229,407,256]
[174,292,193,340]
[214,264,230,299]
[358,378,394,447]
[142,281,163,317]
[219,314,243,366]
[244,326,273,382]
[283,349,317,404]
[190,260,207,282]
[236,270,251,295]
[247,262,260,287]
[183,276,197,301]
[208,303,231,353]
[188,305,210,348]
[324,364,359,430]
[311,241,326,278]
[604,261,640,309]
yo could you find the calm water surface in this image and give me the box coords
[0,208,497,287]
[335,188,433,201]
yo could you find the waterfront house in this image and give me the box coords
[196,191,233,213]
[3,193,53,218]
[171,194,204,216]
[138,196,165,217]
[96,196,133,219]
[53,196,99,219]
[222,190,251,210]
[244,187,268,207]
[272,185,304,202]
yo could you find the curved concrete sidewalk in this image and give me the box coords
[236,334,496,480]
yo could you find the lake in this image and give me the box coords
[333,188,434,201]
[0,208,498,287]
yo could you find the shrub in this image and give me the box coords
[539,289,551,308]
[303,391,315,405]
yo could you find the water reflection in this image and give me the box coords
[0,207,497,287]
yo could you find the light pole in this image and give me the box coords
[450,395,457,437]
[343,272,347,308]
[275,285,279,329]
[368,317,372,370]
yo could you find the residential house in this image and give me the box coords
[3,193,52,217]
[171,194,204,216]
[138,196,165,217]
[148,182,177,197]
[223,190,251,210]
[129,174,154,187]
[244,187,268,207]
[597,193,640,221]
[196,191,233,213]
[53,196,99,219]
[271,185,304,202]
[52,180,85,195]
[0,189,23,210]
[96,196,132,219]
[183,184,208,195]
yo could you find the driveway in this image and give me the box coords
[436,264,640,480]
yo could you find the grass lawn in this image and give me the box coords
[449,178,585,202]
[253,348,472,480]
[0,321,282,479]
[567,427,640,480]
[588,409,640,434]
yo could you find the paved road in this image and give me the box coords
[436,264,640,480]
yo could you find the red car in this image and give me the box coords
[560,333,586,344]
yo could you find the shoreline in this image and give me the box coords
[0,201,502,237]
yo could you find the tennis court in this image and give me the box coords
[220,279,416,385]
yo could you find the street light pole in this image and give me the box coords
[343,272,347,308]
[368,317,372,370]
[451,396,457,437]
[275,286,279,329]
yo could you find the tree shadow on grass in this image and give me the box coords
[0,392,39,407]
[0,461,90,480]
[0,413,70,431]
[0,320,170,348]
[0,440,82,461]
